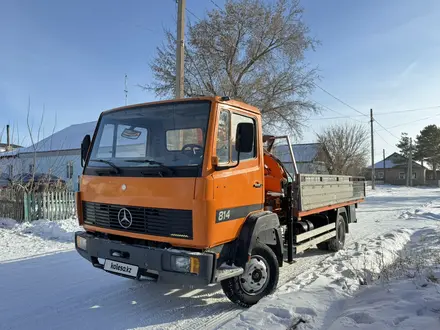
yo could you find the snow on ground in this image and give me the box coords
[220,190,440,330]
[0,185,440,330]
[219,229,414,330]
[327,228,440,330]
[0,217,81,262]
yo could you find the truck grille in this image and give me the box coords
[82,201,193,239]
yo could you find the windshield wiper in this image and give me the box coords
[89,159,121,174]
[125,159,175,175]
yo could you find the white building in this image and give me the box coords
[0,121,97,191]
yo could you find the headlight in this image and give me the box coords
[76,235,87,251]
[170,256,200,274]
[171,256,191,273]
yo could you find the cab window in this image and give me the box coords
[216,110,230,163]
[216,109,256,163]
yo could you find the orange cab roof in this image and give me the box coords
[102,96,261,115]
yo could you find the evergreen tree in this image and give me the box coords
[416,125,440,180]
[396,132,413,184]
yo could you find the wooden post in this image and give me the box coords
[370,109,375,190]
[175,0,186,99]
[63,191,67,219]
[49,191,53,220]
[55,191,59,220]
[23,192,29,222]
[409,138,413,187]
[42,191,47,219]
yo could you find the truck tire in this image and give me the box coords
[221,242,279,307]
[327,214,346,252]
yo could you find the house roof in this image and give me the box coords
[368,152,427,169]
[15,121,97,154]
[273,143,323,163]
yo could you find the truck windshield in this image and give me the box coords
[85,101,211,177]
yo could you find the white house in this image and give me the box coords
[0,121,97,191]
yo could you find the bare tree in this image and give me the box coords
[144,0,319,137]
[317,123,369,175]
[7,100,70,193]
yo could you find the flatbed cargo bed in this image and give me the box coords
[294,174,366,217]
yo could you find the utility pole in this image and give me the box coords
[175,0,186,99]
[124,74,128,105]
[409,138,413,187]
[370,109,375,190]
[6,124,10,150]
[383,149,386,183]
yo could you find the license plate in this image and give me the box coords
[104,260,139,277]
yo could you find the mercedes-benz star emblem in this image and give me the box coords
[117,208,133,229]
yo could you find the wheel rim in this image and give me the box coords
[239,255,270,295]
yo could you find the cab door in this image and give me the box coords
[211,106,264,244]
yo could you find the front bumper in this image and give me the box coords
[75,231,215,285]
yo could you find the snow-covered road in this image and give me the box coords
[1,186,440,330]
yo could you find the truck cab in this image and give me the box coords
[75,96,365,307]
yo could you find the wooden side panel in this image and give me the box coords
[297,174,365,212]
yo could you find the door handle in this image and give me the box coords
[253,182,262,188]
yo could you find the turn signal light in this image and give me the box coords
[190,257,200,275]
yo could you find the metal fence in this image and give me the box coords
[0,189,76,222]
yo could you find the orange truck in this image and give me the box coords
[75,96,365,307]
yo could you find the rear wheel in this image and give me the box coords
[328,214,346,252]
[317,213,346,252]
[221,242,279,307]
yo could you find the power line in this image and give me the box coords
[377,105,440,115]
[378,112,440,131]
[307,105,440,121]
[312,100,367,125]
[374,129,395,148]
[210,0,223,11]
[185,7,201,21]
[373,120,400,140]
[313,84,368,117]
[312,83,402,142]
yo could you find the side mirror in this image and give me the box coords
[81,135,91,167]
[236,122,254,153]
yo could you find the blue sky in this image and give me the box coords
[1,0,439,161]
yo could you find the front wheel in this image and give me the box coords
[221,242,279,307]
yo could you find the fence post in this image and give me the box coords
[62,191,65,219]
[23,192,29,222]
[48,191,53,220]
[55,191,58,220]
[57,191,60,220]
[30,193,35,221]
[65,191,68,219]
[18,191,23,221]
[71,192,75,218]
[43,192,47,220]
